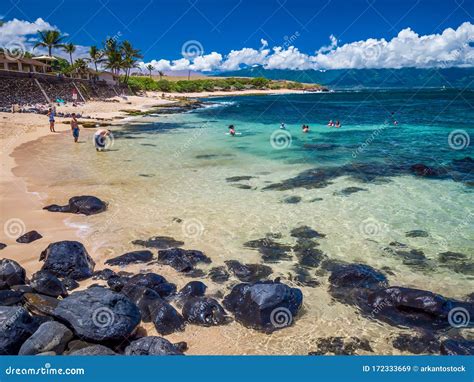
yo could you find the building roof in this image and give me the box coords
[0,53,50,67]
[32,55,58,61]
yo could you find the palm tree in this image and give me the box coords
[63,43,76,65]
[103,38,122,75]
[88,45,105,72]
[120,40,143,83]
[158,70,164,80]
[34,30,65,56]
[146,64,155,78]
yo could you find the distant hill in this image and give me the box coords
[212,67,474,89]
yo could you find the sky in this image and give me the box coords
[0,0,473,72]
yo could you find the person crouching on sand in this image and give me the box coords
[48,108,56,132]
[71,113,80,142]
[94,129,110,151]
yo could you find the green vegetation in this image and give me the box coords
[126,76,310,93]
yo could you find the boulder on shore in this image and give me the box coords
[182,297,229,327]
[39,241,95,280]
[105,250,154,266]
[16,230,43,244]
[158,248,211,273]
[124,336,183,355]
[0,306,40,355]
[223,280,303,333]
[150,299,186,335]
[18,321,73,355]
[30,271,67,298]
[43,195,107,216]
[53,287,141,342]
[0,259,26,289]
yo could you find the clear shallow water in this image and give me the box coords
[16,89,474,354]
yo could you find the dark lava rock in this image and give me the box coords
[178,281,207,299]
[223,280,303,332]
[405,230,429,238]
[124,273,175,298]
[438,252,474,276]
[105,250,154,266]
[16,230,43,244]
[132,236,184,249]
[120,284,162,322]
[226,176,254,182]
[333,187,368,196]
[107,276,128,292]
[23,293,59,316]
[92,268,117,280]
[282,196,302,204]
[309,337,373,355]
[31,271,67,298]
[182,297,228,326]
[0,306,40,355]
[10,285,33,293]
[69,345,116,355]
[125,336,183,355]
[290,226,326,239]
[150,299,186,335]
[365,286,473,331]
[62,278,79,291]
[410,164,439,177]
[392,249,430,269]
[0,290,23,306]
[293,239,327,268]
[208,266,230,283]
[0,243,6,250]
[292,266,320,288]
[440,339,474,355]
[225,260,273,282]
[158,248,211,272]
[39,241,95,280]
[18,321,73,355]
[44,195,107,215]
[392,333,440,354]
[0,258,26,288]
[243,238,292,263]
[53,287,141,342]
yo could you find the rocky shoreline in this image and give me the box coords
[0,194,472,356]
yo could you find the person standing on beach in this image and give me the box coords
[71,113,80,143]
[48,108,56,132]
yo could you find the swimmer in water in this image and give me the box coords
[335,120,341,128]
[280,122,286,129]
[302,124,309,133]
[327,120,334,127]
[228,125,236,136]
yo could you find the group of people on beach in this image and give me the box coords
[46,106,111,151]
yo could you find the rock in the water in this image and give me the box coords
[53,287,141,342]
[0,306,40,354]
[158,248,211,273]
[223,280,303,332]
[16,230,43,244]
[282,196,302,204]
[120,284,161,322]
[293,239,326,268]
[150,299,185,335]
[438,252,474,276]
[333,187,368,196]
[392,333,440,354]
[132,236,184,249]
[366,287,473,331]
[0,258,26,288]
[290,226,326,239]
[18,321,73,355]
[308,337,373,355]
[0,243,6,250]
[44,195,107,216]
[124,273,175,298]
[105,250,154,266]
[125,336,183,355]
[69,345,116,355]
[23,293,59,316]
[31,271,67,298]
[440,339,474,355]
[208,266,230,283]
[243,238,292,263]
[405,230,429,238]
[182,297,228,326]
[225,260,272,282]
[39,241,95,280]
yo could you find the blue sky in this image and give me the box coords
[0,0,473,71]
